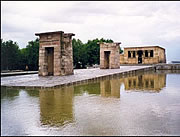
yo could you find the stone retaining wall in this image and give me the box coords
[155,64,180,70]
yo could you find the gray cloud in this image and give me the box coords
[1,1,180,61]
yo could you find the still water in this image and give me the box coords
[1,70,180,136]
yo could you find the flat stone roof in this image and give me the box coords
[35,31,64,36]
[124,46,165,50]
[35,31,75,36]
[97,42,121,45]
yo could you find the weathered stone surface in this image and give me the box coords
[35,31,75,76]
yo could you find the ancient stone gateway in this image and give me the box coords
[99,42,121,69]
[120,46,166,64]
[35,31,75,76]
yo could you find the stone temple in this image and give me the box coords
[99,42,121,69]
[35,31,75,76]
[120,46,166,64]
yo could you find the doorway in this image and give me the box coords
[104,51,110,69]
[137,50,143,64]
[46,47,54,75]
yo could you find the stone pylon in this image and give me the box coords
[99,42,121,69]
[35,31,75,76]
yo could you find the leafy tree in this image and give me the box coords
[119,47,123,54]
[1,39,21,70]
[72,38,84,68]
[1,38,39,71]
[23,38,39,70]
[19,48,28,70]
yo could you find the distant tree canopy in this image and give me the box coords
[22,39,39,70]
[1,39,21,70]
[119,46,123,54]
[1,38,39,71]
[1,38,123,71]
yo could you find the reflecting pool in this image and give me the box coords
[1,70,180,136]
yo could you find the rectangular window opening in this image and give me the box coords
[133,51,136,58]
[128,51,131,58]
[150,50,153,57]
[145,50,148,57]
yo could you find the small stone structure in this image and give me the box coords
[120,46,166,64]
[35,31,75,76]
[99,42,121,69]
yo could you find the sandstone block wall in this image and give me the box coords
[99,42,121,69]
[35,31,75,76]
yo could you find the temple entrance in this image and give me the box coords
[137,50,143,64]
[104,51,110,69]
[46,47,54,75]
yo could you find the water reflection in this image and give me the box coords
[124,73,166,92]
[100,79,122,98]
[74,82,100,95]
[2,70,180,135]
[1,71,169,130]
[39,86,74,127]
[74,79,122,98]
[1,87,20,100]
[74,71,167,99]
[26,89,40,97]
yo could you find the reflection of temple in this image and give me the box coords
[73,79,122,98]
[33,71,167,127]
[100,79,122,98]
[39,86,74,126]
[123,73,166,92]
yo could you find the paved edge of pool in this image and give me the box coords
[1,64,180,89]
[1,66,154,89]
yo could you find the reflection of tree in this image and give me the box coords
[74,82,100,95]
[39,86,74,127]
[124,73,166,92]
[1,87,20,100]
[25,89,39,97]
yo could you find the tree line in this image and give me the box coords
[1,38,123,71]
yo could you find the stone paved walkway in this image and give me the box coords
[1,66,153,88]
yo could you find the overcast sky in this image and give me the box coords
[1,1,180,61]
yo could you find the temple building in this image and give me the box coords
[99,42,121,69]
[120,46,166,64]
[35,31,75,76]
